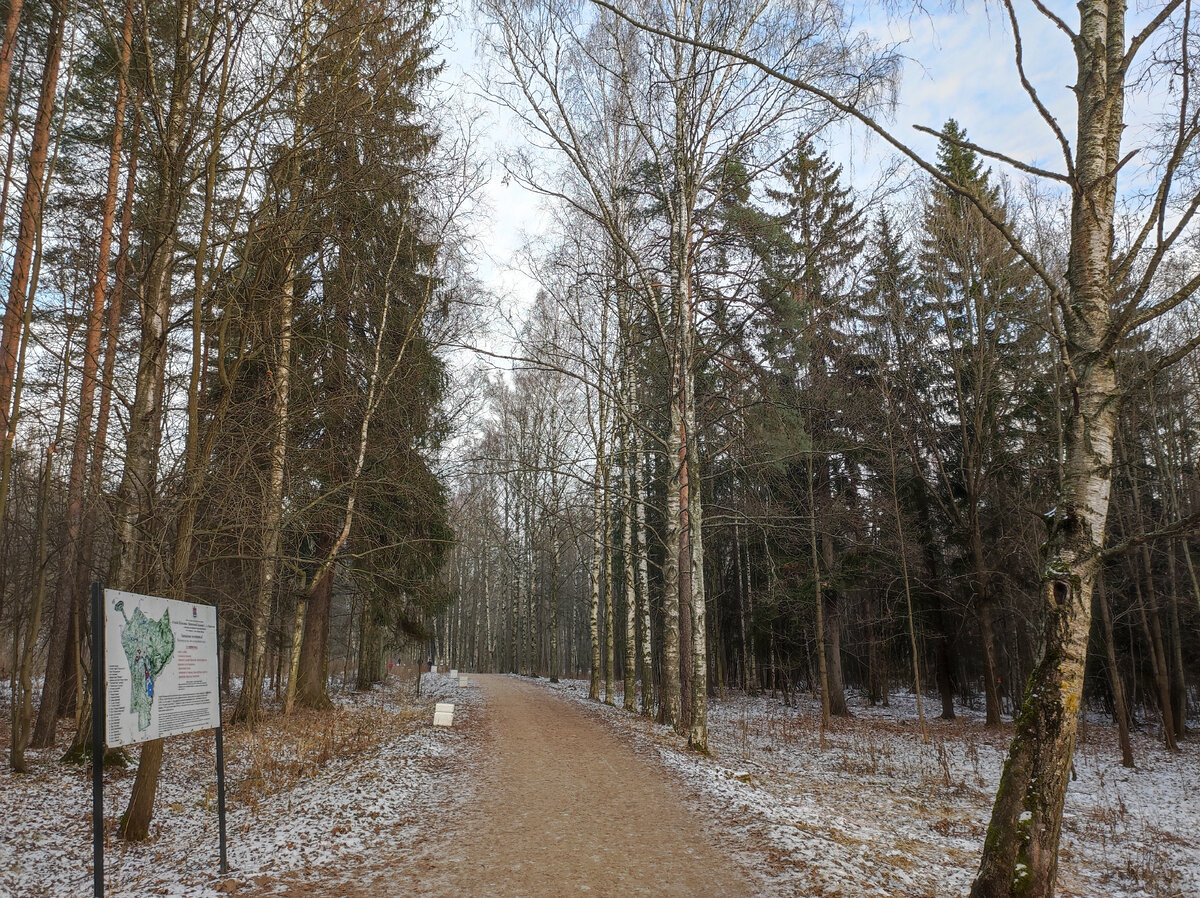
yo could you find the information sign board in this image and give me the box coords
[104,589,221,747]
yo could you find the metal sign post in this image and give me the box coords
[91,581,105,898]
[214,609,228,874]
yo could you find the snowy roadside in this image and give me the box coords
[1,672,486,897]
[544,679,1198,898]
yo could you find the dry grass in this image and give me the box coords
[224,689,431,807]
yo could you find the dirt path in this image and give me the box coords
[413,675,753,897]
[255,675,754,897]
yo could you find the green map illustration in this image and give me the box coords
[114,599,176,731]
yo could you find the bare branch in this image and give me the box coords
[587,0,1068,311]
[912,122,1069,183]
[1101,509,1200,560]
[1000,0,1076,182]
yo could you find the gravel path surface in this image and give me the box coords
[270,674,754,897]
[428,674,752,897]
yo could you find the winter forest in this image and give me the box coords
[1,0,1199,895]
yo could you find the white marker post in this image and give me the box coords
[433,702,455,726]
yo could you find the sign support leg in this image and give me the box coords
[91,581,105,898]
[215,725,228,873]
[215,609,228,874]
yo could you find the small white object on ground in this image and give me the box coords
[450,669,458,679]
[459,676,470,687]
[430,665,437,674]
[433,702,455,727]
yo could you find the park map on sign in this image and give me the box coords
[113,599,176,732]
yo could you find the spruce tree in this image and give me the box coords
[754,139,866,719]
[917,119,1037,726]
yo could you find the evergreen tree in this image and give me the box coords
[752,139,867,719]
[915,119,1039,725]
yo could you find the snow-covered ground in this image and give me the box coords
[1,672,485,897]
[546,680,1199,898]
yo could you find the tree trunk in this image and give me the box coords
[1132,562,1178,751]
[808,451,831,733]
[1164,545,1186,738]
[118,739,164,841]
[0,0,63,456]
[1095,577,1133,767]
[113,0,198,841]
[622,446,637,712]
[282,597,307,715]
[972,523,1003,726]
[40,3,133,755]
[685,379,708,752]
[11,446,54,771]
[221,618,232,694]
[634,427,654,715]
[356,604,379,691]
[659,390,683,729]
[820,529,849,717]
[0,0,25,129]
[603,463,615,705]
[6,2,67,747]
[549,529,560,682]
[971,3,1126,889]
[296,557,335,709]
[234,249,294,726]
[589,446,604,701]
[735,523,750,693]
[678,427,693,731]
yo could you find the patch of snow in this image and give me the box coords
[1,671,484,897]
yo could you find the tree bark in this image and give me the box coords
[296,556,335,709]
[634,423,654,715]
[808,450,831,733]
[658,389,683,729]
[603,460,615,705]
[11,446,54,771]
[685,378,708,752]
[0,0,24,127]
[589,440,604,701]
[972,523,1003,726]
[678,424,693,731]
[622,442,637,712]
[114,0,200,841]
[1164,545,1186,738]
[1095,577,1133,768]
[282,597,307,715]
[971,4,1126,891]
[0,0,60,446]
[234,247,294,726]
[1132,560,1178,751]
[15,0,69,733]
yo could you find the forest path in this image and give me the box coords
[262,673,757,897]
[410,674,755,897]
[252,674,755,897]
